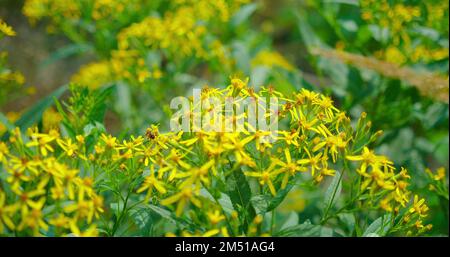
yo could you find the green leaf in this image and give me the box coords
[231,3,258,27]
[251,194,269,214]
[267,179,296,211]
[275,220,322,236]
[323,0,359,5]
[89,85,115,123]
[42,43,93,67]
[296,10,326,50]
[362,214,392,236]
[226,168,256,231]
[280,211,299,230]
[143,204,188,227]
[338,213,356,235]
[323,170,342,211]
[320,227,334,237]
[200,188,235,215]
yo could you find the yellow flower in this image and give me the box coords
[17,198,48,236]
[409,195,429,218]
[245,168,278,196]
[49,214,70,229]
[176,159,215,187]
[433,167,446,181]
[100,133,117,148]
[42,107,62,132]
[207,210,225,225]
[346,147,380,176]
[64,191,95,223]
[0,191,17,232]
[26,131,58,156]
[297,148,322,177]
[274,148,307,189]
[0,19,16,36]
[161,186,202,217]
[57,138,79,157]
[223,134,255,167]
[137,165,167,200]
[251,50,295,71]
[69,222,99,237]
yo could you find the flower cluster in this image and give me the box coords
[0,128,102,236]
[23,0,246,90]
[360,0,449,65]
[1,77,434,236]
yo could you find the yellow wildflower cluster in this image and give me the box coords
[425,167,448,202]
[71,61,113,90]
[114,0,245,79]
[23,0,152,28]
[54,0,248,89]
[23,0,81,26]
[0,128,103,236]
[360,0,449,65]
[0,78,435,236]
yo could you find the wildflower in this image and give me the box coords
[137,166,167,200]
[433,167,446,181]
[251,50,295,71]
[26,132,58,156]
[274,149,307,189]
[176,160,215,187]
[0,191,17,232]
[100,133,117,148]
[346,147,380,176]
[207,210,225,225]
[245,168,278,196]
[0,19,16,36]
[57,138,79,157]
[64,191,94,223]
[17,198,48,236]
[223,134,255,167]
[409,195,429,218]
[69,223,99,237]
[297,148,323,177]
[0,142,9,163]
[49,214,70,229]
[161,186,202,217]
